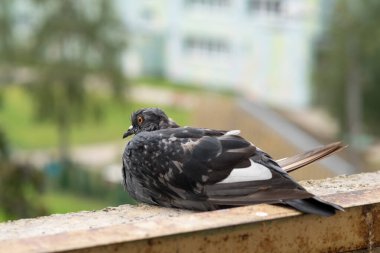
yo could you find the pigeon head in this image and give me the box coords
[123,108,179,138]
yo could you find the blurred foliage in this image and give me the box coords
[0,101,47,220]
[47,162,135,207]
[25,0,127,161]
[0,128,8,160]
[313,0,380,137]
[0,0,25,83]
[0,1,15,64]
[0,88,7,156]
[0,162,48,220]
[0,134,48,220]
[0,0,133,222]
[41,190,114,214]
[3,3,44,219]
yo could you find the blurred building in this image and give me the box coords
[122,0,323,108]
[121,0,170,77]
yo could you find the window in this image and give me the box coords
[183,37,230,57]
[248,0,261,11]
[247,0,282,14]
[140,8,154,21]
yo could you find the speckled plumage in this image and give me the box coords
[122,108,343,216]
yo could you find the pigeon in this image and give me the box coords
[122,108,344,216]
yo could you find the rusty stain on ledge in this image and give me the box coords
[0,171,380,253]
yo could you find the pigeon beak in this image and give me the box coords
[123,125,134,139]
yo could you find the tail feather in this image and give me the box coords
[284,197,344,216]
[276,142,347,173]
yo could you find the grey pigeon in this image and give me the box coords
[122,108,344,216]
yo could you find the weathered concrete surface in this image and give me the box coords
[0,171,380,253]
[2,172,378,241]
[301,170,380,195]
[0,205,192,241]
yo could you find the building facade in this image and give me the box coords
[123,0,322,108]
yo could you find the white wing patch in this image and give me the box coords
[225,130,241,136]
[218,159,272,183]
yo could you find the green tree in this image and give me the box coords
[0,119,47,220]
[0,0,51,219]
[1,2,47,220]
[28,0,127,163]
[313,0,380,144]
[0,0,16,159]
[0,160,48,221]
[0,127,47,220]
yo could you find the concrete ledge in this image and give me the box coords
[1,172,380,253]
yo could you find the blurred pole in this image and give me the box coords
[345,36,362,170]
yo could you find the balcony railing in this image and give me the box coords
[0,171,379,253]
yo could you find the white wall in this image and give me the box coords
[125,0,321,108]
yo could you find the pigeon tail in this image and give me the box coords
[276,142,347,173]
[284,196,344,216]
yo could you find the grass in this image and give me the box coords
[0,86,190,149]
[41,190,113,214]
[0,210,6,222]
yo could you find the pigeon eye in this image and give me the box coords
[137,115,144,126]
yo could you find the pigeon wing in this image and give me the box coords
[174,131,314,205]
[205,149,314,206]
